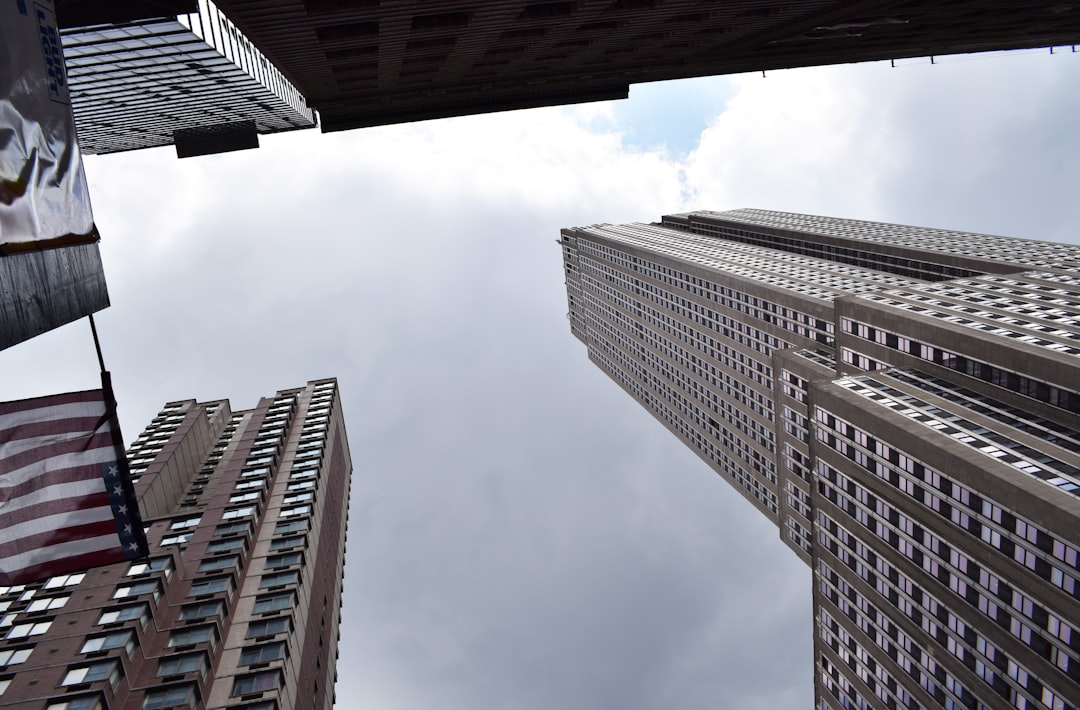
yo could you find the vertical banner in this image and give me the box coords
[0,374,147,585]
[1,0,109,349]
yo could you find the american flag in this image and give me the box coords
[0,384,146,585]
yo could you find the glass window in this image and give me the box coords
[142,684,197,710]
[240,642,285,665]
[222,506,255,520]
[27,595,69,612]
[270,536,304,552]
[127,558,173,577]
[161,533,192,546]
[246,618,290,638]
[190,577,231,597]
[156,652,206,677]
[61,660,119,686]
[0,678,8,695]
[113,581,159,600]
[252,593,294,614]
[6,620,51,639]
[98,604,148,627]
[286,479,315,492]
[45,695,104,710]
[0,648,32,666]
[169,516,201,531]
[177,601,224,622]
[274,520,307,535]
[198,556,238,573]
[232,670,282,695]
[215,521,251,536]
[168,625,216,648]
[235,480,266,491]
[43,573,86,589]
[282,492,313,505]
[265,553,301,570]
[258,572,298,589]
[229,492,261,504]
[278,505,309,518]
[207,538,245,554]
[80,630,135,655]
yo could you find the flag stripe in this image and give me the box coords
[0,416,112,448]
[0,534,131,583]
[0,391,104,416]
[0,443,117,490]
[0,518,119,560]
[0,430,114,474]
[0,459,107,498]
[0,481,109,527]
[0,545,130,586]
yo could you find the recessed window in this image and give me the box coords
[274,520,307,535]
[215,521,252,536]
[252,592,294,614]
[239,642,285,665]
[207,538,245,554]
[127,558,173,577]
[61,660,120,687]
[27,595,69,612]
[258,572,298,589]
[142,683,197,709]
[0,648,32,666]
[246,617,290,638]
[113,581,160,600]
[270,536,304,552]
[232,670,282,696]
[0,677,8,695]
[81,630,135,655]
[265,553,301,570]
[168,625,216,648]
[229,492,261,504]
[98,604,149,627]
[45,694,104,710]
[235,480,266,491]
[169,516,201,531]
[177,601,224,622]
[278,505,309,519]
[43,573,86,589]
[190,577,231,597]
[282,492,313,505]
[6,620,51,639]
[156,652,206,677]
[223,506,256,520]
[198,556,239,574]
[161,533,193,546]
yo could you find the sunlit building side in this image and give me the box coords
[560,210,1080,710]
[0,378,350,709]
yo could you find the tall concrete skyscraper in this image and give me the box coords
[560,211,1080,710]
[0,378,350,709]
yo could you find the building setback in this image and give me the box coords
[560,210,1080,710]
[59,0,315,157]
[0,378,350,709]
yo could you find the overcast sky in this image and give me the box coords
[2,48,1080,709]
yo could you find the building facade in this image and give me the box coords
[60,0,315,157]
[560,211,1080,710]
[0,378,350,709]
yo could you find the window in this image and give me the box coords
[274,520,307,535]
[270,536,304,552]
[177,601,224,622]
[258,572,298,589]
[198,555,239,573]
[168,625,216,648]
[278,505,309,518]
[232,670,282,695]
[265,553,301,570]
[229,492,261,504]
[246,618,290,638]
[241,466,270,478]
[157,652,206,677]
[240,642,285,665]
[113,581,159,600]
[215,521,251,536]
[169,516,201,531]
[27,595,69,612]
[286,479,316,492]
[252,593,294,614]
[45,695,104,710]
[43,573,85,589]
[222,506,256,520]
[81,630,135,654]
[128,558,172,577]
[98,604,148,626]
[142,684,197,710]
[0,678,8,696]
[161,533,193,546]
[190,577,231,597]
[207,538,245,554]
[6,620,51,639]
[282,492,313,505]
[61,660,120,686]
[0,648,32,666]
[235,480,266,491]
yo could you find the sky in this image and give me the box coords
[1,47,1079,709]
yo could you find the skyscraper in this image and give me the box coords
[0,378,350,709]
[560,211,1080,709]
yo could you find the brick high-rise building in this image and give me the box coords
[0,378,350,710]
[560,211,1080,709]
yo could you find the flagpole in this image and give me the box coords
[88,313,106,374]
